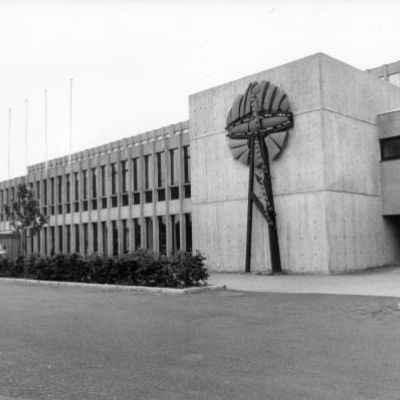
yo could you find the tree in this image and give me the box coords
[4,183,47,255]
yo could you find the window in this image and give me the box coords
[101,165,106,196]
[171,214,180,254]
[92,222,98,253]
[388,73,400,86]
[132,157,139,192]
[74,172,79,201]
[50,178,55,205]
[66,225,71,253]
[36,181,40,200]
[91,168,97,198]
[44,227,48,255]
[185,213,192,252]
[75,224,80,253]
[82,170,88,200]
[381,136,400,161]
[57,176,63,214]
[112,220,118,256]
[121,160,128,193]
[144,155,151,190]
[102,221,108,255]
[111,163,117,195]
[57,176,62,204]
[170,148,177,185]
[50,226,55,255]
[58,226,63,253]
[134,218,141,250]
[43,180,48,205]
[66,174,71,202]
[156,151,165,187]
[158,216,166,254]
[145,217,153,250]
[122,219,129,254]
[83,223,88,255]
[183,146,190,183]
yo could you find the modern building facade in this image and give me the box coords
[0,121,192,258]
[2,53,400,274]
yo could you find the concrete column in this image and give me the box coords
[151,133,158,252]
[128,144,134,252]
[178,125,185,252]
[164,132,172,256]
[139,143,145,248]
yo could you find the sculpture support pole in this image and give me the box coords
[257,135,282,273]
[245,135,255,273]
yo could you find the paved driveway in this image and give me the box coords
[1,281,400,400]
[209,266,400,297]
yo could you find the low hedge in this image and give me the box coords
[0,250,208,288]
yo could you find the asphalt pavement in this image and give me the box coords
[0,281,400,400]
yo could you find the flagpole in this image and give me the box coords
[25,99,28,170]
[44,90,48,168]
[69,78,73,164]
[8,108,11,179]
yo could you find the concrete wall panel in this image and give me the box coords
[321,55,400,124]
[322,110,380,196]
[325,192,400,273]
[381,160,400,215]
[189,53,323,139]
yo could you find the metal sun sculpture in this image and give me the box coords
[225,80,293,273]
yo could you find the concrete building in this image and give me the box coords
[2,53,400,274]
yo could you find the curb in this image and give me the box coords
[0,277,226,295]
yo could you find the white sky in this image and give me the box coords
[0,0,400,181]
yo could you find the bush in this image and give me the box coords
[0,250,208,288]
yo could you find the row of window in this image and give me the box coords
[0,146,191,220]
[29,214,192,257]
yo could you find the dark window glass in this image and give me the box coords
[75,224,80,253]
[67,225,71,253]
[43,227,48,254]
[74,172,79,201]
[102,221,108,255]
[112,220,118,256]
[157,188,165,202]
[58,226,63,253]
[101,165,106,196]
[50,178,55,205]
[50,226,55,255]
[134,218,141,250]
[111,196,118,207]
[132,158,139,192]
[145,190,152,203]
[82,170,88,200]
[121,160,128,193]
[171,215,180,254]
[381,136,400,160]
[145,217,153,250]
[170,186,179,200]
[185,213,192,252]
[66,174,71,202]
[43,180,47,205]
[144,155,151,190]
[111,163,117,195]
[158,216,166,254]
[93,222,98,253]
[83,223,88,255]
[36,181,40,200]
[91,168,97,198]
[157,151,165,187]
[184,184,191,198]
[122,219,129,254]
[170,148,177,185]
[133,192,140,204]
[58,176,62,204]
[183,145,190,183]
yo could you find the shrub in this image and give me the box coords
[0,250,208,288]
